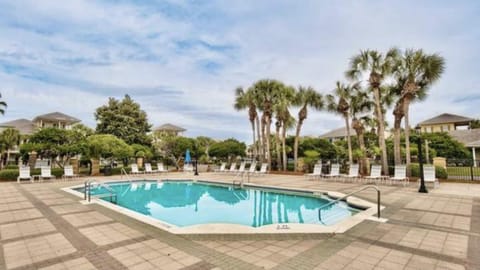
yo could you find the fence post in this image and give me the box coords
[471,166,474,181]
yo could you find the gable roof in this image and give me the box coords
[32,112,81,124]
[154,123,186,132]
[0,119,37,135]
[319,127,356,139]
[418,113,473,126]
[449,129,480,146]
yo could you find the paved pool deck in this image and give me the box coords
[0,172,479,270]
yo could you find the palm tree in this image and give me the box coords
[392,49,445,171]
[346,49,399,175]
[292,86,323,172]
[326,81,360,164]
[0,93,6,115]
[251,79,285,168]
[350,89,373,175]
[273,86,295,170]
[234,87,259,159]
[0,128,20,166]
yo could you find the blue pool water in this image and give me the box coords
[77,181,359,227]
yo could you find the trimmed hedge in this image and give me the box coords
[4,165,19,170]
[409,163,448,179]
[0,168,65,181]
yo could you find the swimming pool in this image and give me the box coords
[74,180,361,228]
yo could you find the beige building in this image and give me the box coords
[319,127,357,143]
[449,129,480,167]
[418,113,473,133]
[153,123,186,137]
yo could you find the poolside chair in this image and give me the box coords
[388,165,409,186]
[246,161,257,175]
[214,162,227,173]
[421,165,439,189]
[40,166,54,181]
[184,163,194,173]
[62,165,78,180]
[342,164,359,182]
[305,163,322,180]
[144,163,154,174]
[365,165,385,184]
[156,163,168,173]
[254,163,268,176]
[131,164,141,175]
[321,164,340,180]
[225,163,237,174]
[234,162,246,175]
[17,166,33,183]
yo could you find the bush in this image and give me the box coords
[409,163,448,179]
[4,165,19,170]
[0,167,70,181]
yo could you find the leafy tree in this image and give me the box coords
[131,144,153,159]
[86,134,133,162]
[195,136,215,158]
[420,132,471,160]
[0,128,20,166]
[346,49,399,175]
[296,137,337,160]
[154,136,196,168]
[95,95,152,145]
[20,128,87,167]
[234,87,259,159]
[470,119,480,129]
[209,138,246,160]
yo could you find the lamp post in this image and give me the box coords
[194,145,199,176]
[415,126,428,193]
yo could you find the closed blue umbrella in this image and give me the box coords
[185,149,191,164]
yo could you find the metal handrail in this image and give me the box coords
[120,167,132,182]
[318,185,381,221]
[84,180,117,204]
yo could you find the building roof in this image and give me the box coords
[0,119,37,135]
[32,112,81,124]
[154,123,186,132]
[418,113,473,126]
[449,129,480,146]
[466,140,480,148]
[319,127,356,139]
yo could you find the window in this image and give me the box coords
[442,125,449,131]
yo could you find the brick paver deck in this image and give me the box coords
[0,172,479,269]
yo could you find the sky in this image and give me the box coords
[0,0,479,142]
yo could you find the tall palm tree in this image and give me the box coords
[251,79,285,168]
[350,89,373,174]
[273,86,295,170]
[234,87,259,159]
[392,49,445,171]
[326,81,360,164]
[0,93,6,115]
[346,49,399,175]
[292,86,323,172]
[0,128,20,166]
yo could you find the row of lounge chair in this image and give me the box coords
[214,161,268,176]
[130,163,168,174]
[306,164,439,188]
[17,165,78,183]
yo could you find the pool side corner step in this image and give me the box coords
[365,216,388,223]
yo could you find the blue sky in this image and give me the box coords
[0,0,479,142]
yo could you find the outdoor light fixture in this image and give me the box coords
[415,125,428,193]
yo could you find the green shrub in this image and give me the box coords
[0,167,70,181]
[4,165,19,170]
[409,163,447,179]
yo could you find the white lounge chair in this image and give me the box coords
[305,164,322,180]
[214,162,227,173]
[40,166,54,181]
[156,163,168,173]
[421,165,439,189]
[17,166,33,183]
[62,165,78,180]
[365,165,385,184]
[254,163,268,176]
[184,163,194,173]
[246,161,257,175]
[144,163,154,174]
[225,163,237,174]
[389,165,409,186]
[321,164,340,180]
[234,162,246,175]
[131,164,141,175]
[342,164,359,182]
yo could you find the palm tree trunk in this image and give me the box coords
[393,115,402,165]
[345,114,353,164]
[256,115,262,162]
[260,114,267,163]
[404,98,412,176]
[275,121,282,170]
[294,120,304,172]
[265,117,272,169]
[373,87,389,175]
[358,131,368,175]
[250,120,256,159]
[281,123,288,171]
[6,151,10,166]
